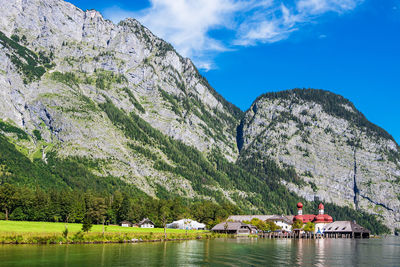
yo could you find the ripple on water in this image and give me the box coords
[1,237,400,266]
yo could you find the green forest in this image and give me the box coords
[0,183,239,229]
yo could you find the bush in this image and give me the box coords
[72,231,84,242]
[82,218,93,233]
[62,227,69,239]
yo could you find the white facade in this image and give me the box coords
[167,219,206,230]
[121,223,130,227]
[271,220,292,231]
[140,223,154,228]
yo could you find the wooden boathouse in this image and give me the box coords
[322,221,371,238]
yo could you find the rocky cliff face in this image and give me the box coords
[0,0,241,198]
[239,89,400,230]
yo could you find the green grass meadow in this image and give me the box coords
[0,220,215,244]
[0,220,198,234]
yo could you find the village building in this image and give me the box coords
[166,219,206,230]
[323,221,371,238]
[211,222,252,235]
[120,220,132,227]
[137,218,155,228]
[228,214,293,232]
[294,202,333,234]
[266,215,293,231]
[227,215,276,222]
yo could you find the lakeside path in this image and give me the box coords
[0,221,217,244]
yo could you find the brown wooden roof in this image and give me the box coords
[138,218,154,225]
[212,222,251,231]
[323,221,371,233]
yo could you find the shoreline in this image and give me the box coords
[0,231,233,245]
[0,233,385,245]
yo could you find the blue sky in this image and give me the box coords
[68,0,400,143]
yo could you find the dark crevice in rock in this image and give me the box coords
[360,194,394,212]
[236,118,244,152]
[353,148,360,210]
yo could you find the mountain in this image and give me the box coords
[0,0,396,233]
[238,89,400,230]
[0,0,241,197]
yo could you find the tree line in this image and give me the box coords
[0,183,240,229]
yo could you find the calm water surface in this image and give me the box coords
[1,237,399,266]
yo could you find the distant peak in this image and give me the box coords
[84,9,103,20]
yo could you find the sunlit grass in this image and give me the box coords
[0,220,204,234]
[0,220,217,244]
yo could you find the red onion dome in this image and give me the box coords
[297,202,303,209]
[318,203,324,210]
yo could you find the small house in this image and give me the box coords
[266,215,293,231]
[211,222,252,235]
[120,221,132,227]
[166,219,206,230]
[138,218,155,228]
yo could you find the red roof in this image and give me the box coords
[302,214,316,223]
[314,214,325,223]
[294,215,303,221]
[324,214,333,222]
[294,214,332,223]
[293,202,333,223]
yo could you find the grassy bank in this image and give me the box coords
[0,221,224,244]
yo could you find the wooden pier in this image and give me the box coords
[257,232,368,239]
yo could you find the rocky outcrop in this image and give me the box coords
[239,89,400,230]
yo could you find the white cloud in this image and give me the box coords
[234,4,301,46]
[137,0,238,57]
[297,0,363,14]
[103,0,363,70]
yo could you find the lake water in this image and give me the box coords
[1,237,399,266]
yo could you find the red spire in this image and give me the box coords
[297,202,303,209]
[318,203,324,210]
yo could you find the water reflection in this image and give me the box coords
[1,237,400,266]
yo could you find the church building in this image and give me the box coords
[293,202,333,234]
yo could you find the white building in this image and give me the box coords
[228,214,293,232]
[120,221,132,227]
[166,219,206,230]
[313,203,333,234]
[266,215,293,231]
[137,218,155,228]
